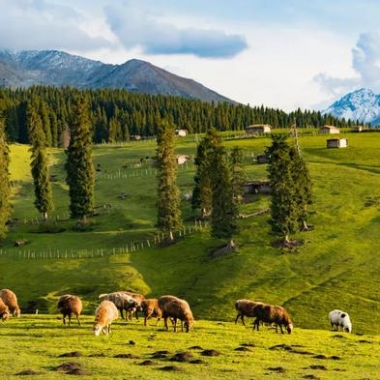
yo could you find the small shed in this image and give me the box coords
[351,125,368,133]
[327,138,348,148]
[244,181,271,194]
[246,124,272,135]
[320,125,340,134]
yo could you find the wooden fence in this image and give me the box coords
[1,220,209,260]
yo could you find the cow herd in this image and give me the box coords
[0,289,352,335]
[56,291,195,335]
[234,299,352,334]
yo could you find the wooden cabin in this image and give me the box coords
[327,138,348,148]
[320,125,340,134]
[246,124,272,135]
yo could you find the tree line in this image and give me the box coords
[0,86,362,147]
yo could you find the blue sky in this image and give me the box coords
[1,0,380,111]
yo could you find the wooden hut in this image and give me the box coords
[327,138,348,148]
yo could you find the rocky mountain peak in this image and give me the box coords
[323,88,380,125]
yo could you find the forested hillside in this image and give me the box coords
[0,86,361,146]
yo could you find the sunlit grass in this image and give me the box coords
[0,315,379,379]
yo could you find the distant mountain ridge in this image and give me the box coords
[0,49,234,103]
[323,88,380,126]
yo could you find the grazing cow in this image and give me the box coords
[57,295,83,326]
[329,309,352,333]
[98,292,138,320]
[93,300,119,336]
[120,291,146,320]
[235,299,263,325]
[0,298,10,321]
[158,295,194,332]
[0,289,21,317]
[252,303,293,334]
[141,298,163,326]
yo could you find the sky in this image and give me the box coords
[1,0,380,112]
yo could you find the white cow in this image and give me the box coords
[329,309,352,333]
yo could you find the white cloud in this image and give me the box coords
[352,32,380,90]
[0,0,110,51]
[104,1,247,58]
[315,32,380,99]
[137,26,353,111]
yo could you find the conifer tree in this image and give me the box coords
[38,100,52,147]
[27,103,54,221]
[191,128,222,217]
[156,119,182,241]
[230,146,247,205]
[266,133,312,243]
[291,145,313,230]
[0,116,11,240]
[266,134,297,242]
[210,145,238,240]
[65,96,95,221]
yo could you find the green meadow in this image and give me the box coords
[1,131,380,377]
[1,315,379,379]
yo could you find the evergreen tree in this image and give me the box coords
[0,116,11,240]
[27,103,54,220]
[65,96,95,221]
[49,110,58,147]
[191,128,222,217]
[38,100,52,147]
[230,146,247,205]
[266,134,299,242]
[266,133,313,243]
[210,145,238,240]
[290,145,313,230]
[156,119,182,241]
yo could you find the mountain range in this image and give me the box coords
[0,49,233,103]
[2,49,380,125]
[322,88,380,126]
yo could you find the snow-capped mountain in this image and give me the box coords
[0,49,234,103]
[323,88,380,126]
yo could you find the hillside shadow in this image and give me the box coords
[338,162,380,175]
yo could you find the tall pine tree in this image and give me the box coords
[27,103,54,221]
[156,119,182,241]
[192,128,222,218]
[65,96,95,222]
[0,116,11,240]
[210,145,238,241]
[230,146,247,205]
[290,145,313,231]
[266,133,312,244]
[266,134,298,242]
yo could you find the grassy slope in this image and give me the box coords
[2,132,380,336]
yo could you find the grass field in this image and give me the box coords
[2,131,380,340]
[0,314,379,379]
